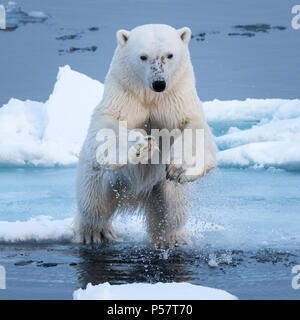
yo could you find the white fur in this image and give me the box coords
[74,24,217,248]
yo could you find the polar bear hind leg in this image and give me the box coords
[145,180,191,248]
[73,179,123,245]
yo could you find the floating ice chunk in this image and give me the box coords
[73,282,237,300]
[2,1,48,31]
[208,253,218,267]
[27,11,48,19]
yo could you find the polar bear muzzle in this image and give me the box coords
[151,80,166,92]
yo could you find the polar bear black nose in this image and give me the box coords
[152,80,166,92]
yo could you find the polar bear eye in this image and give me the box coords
[140,55,147,61]
[167,54,173,59]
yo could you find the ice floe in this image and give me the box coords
[73,282,237,300]
[204,99,300,170]
[0,66,299,170]
[0,65,103,166]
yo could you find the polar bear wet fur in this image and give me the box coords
[74,24,217,247]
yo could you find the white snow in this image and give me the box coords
[217,140,300,169]
[73,282,237,300]
[0,66,299,170]
[203,99,300,170]
[203,98,300,122]
[0,65,103,166]
[0,216,73,243]
[208,253,218,268]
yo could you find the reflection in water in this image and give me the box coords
[74,243,202,288]
[1,243,299,299]
[73,242,300,291]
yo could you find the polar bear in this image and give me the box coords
[74,24,217,248]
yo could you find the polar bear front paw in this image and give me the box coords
[166,162,204,183]
[128,135,158,164]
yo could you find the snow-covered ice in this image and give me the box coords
[0,66,299,171]
[0,216,73,243]
[205,99,300,170]
[0,212,222,243]
[73,282,237,300]
[0,66,103,166]
[204,99,300,123]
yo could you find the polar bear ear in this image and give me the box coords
[177,27,191,44]
[117,29,130,46]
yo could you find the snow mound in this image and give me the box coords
[0,216,73,243]
[73,282,237,300]
[203,99,300,170]
[0,65,103,166]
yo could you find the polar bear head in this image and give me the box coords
[112,24,192,94]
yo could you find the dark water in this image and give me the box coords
[0,244,300,299]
